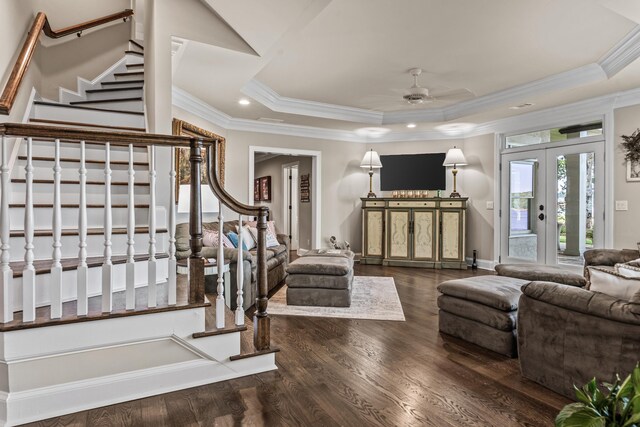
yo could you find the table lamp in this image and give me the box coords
[360,149,382,198]
[443,147,467,198]
[177,184,219,213]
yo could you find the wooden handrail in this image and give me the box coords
[0,123,217,147]
[0,9,133,115]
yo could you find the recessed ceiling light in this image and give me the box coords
[406,123,417,128]
[509,102,534,110]
[434,123,476,136]
[238,98,251,105]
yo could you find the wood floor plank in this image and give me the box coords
[21,262,570,426]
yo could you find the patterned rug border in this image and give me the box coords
[268,276,405,321]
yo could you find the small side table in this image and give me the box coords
[177,258,231,305]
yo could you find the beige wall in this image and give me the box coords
[254,155,314,248]
[613,104,640,250]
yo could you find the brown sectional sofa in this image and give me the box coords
[175,220,289,311]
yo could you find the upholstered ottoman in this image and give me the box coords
[495,264,586,288]
[437,275,529,357]
[286,250,354,307]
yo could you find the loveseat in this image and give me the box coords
[175,220,290,311]
[517,249,640,398]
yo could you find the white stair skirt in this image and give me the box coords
[0,308,277,426]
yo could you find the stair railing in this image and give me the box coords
[0,8,133,115]
[0,123,214,324]
[205,142,272,351]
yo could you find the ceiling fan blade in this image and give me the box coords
[430,88,475,101]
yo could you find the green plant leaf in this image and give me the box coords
[575,387,593,405]
[619,374,634,400]
[556,404,594,427]
[633,366,640,394]
[622,412,640,427]
[562,410,606,427]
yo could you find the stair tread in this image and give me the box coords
[102,80,144,86]
[12,178,150,186]
[85,86,143,94]
[0,275,206,332]
[29,118,146,133]
[125,50,144,57]
[10,203,150,208]
[129,39,144,51]
[33,100,145,116]
[194,302,248,338]
[9,226,168,238]
[126,64,144,69]
[70,97,143,105]
[229,347,280,361]
[10,253,169,278]
[114,71,144,77]
[18,155,148,166]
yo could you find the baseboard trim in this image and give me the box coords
[465,257,497,271]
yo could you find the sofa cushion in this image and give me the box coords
[495,263,586,288]
[437,294,517,331]
[437,276,528,312]
[287,256,351,276]
[587,266,640,301]
[267,244,287,258]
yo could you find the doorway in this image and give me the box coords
[500,139,605,269]
[283,163,300,250]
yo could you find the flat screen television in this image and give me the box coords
[380,153,446,191]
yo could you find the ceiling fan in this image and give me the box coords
[402,68,473,105]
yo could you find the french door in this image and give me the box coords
[500,141,604,268]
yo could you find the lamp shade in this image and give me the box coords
[443,148,467,167]
[360,149,382,169]
[177,184,219,213]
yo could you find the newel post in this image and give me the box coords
[188,138,205,304]
[253,209,271,351]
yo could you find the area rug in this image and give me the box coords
[268,276,405,321]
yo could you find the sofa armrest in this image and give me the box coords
[277,233,290,248]
[521,281,640,325]
[175,247,255,265]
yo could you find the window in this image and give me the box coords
[509,161,535,234]
[506,122,602,148]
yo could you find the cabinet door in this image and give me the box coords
[387,209,411,259]
[412,209,436,260]
[441,210,464,261]
[363,209,384,258]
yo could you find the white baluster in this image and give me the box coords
[126,144,136,310]
[235,213,244,326]
[147,146,157,307]
[0,136,13,323]
[50,138,62,319]
[22,137,35,322]
[216,200,225,328]
[102,143,113,313]
[168,146,176,306]
[77,141,88,316]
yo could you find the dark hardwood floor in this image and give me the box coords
[24,263,570,426]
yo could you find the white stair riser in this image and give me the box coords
[18,142,148,163]
[13,164,150,183]
[114,73,144,82]
[10,257,168,311]
[8,232,167,262]
[11,181,150,197]
[10,207,150,230]
[125,53,144,65]
[86,88,143,101]
[10,192,150,206]
[71,99,144,113]
[32,104,145,128]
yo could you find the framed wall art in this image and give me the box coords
[259,176,272,202]
[172,118,226,202]
[254,178,261,202]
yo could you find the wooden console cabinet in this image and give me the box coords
[361,197,467,269]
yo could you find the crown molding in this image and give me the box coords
[599,24,640,77]
[235,25,640,126]
[242,79,384,124]
[173,85,640,144]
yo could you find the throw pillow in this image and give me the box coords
[236,225,256,250]
[244,220,278,237]
[227,231,250,250]
[203,230,234,248]
[587,266,640,301]
[246,225,280,248]
[625,257,640,268]
[616,262,640,278]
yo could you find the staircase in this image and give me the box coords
[0,29,277,426]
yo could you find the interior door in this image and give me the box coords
[500,151,546,264]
